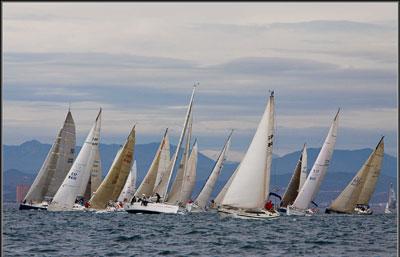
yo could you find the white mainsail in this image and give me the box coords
[118,160,137,202]
[327,137,384,213]
[48,109,101,211]
[195,131,232,210]
[135,129,169,198]
[24,110,76,203]
[178,140,198,205]
[291,109,339,211]
[163,85,196,201]
[220,92,275,209]
[89,126,136,209]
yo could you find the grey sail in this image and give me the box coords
[83,149,102,200]
[24,110,76,203]
[280,147,304,208]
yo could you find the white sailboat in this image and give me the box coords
[326,137,384,215]
[287,109,339,216]
[126,85,196,214]
[118,160,137,203]
[88,125,136,210]
[384,182,396,214]
[20,109,76,210]
[178,140,198,206]
[83,149,102,201]
[278,144,307,213]
[217,91,279,220]
[48,109,102,211]
[189,131,233,212]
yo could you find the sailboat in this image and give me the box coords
[188,131,233,212]
[88,125,136,210]
[217,91,279,220]
[278,144,307,213]
[83,149,102,201]
[125,85,196,214]
[117,160,137,203]
[384,182,396,214]
[287,109,339,216]
[325,137,384,215]
[19,109,76,210]
[47,109,102,211]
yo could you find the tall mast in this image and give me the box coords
[163,84,197,200]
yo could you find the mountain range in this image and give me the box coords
[3,140,397,205]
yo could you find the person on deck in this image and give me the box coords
[264,200,273,211]
[155,193,161,203]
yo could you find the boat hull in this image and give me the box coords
[19,203,47,210]
[286,205,317,216]
[218,207,280,220]
[125,202,179,214]
[325,208,349,214]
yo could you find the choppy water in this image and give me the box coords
[3,204,397,256]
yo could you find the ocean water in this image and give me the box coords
[3,204,398,257]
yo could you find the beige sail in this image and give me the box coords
[357,137,384,205]
[328,137,384,213]
[154,132,171,190]
[177,140,198,205]
[135,130,169,198]
[167,113,193,204]
[89,126,136,209]
[153,152,175,198]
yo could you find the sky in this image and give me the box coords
[3,2,398,161]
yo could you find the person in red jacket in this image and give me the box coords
[264,200,273,211]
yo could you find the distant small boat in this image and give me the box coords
[217,91,279,220]
[47,109,102,211]
[287,109,339,216]
[325,137,384,215]
[188,130,233,212]
[88,125,136,210]
[278,144,307,214]
[384,183,396,214]
[19,109,76,211]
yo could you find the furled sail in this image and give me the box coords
[163,85,196,201]
[48,109,101,211]
[220,92,275,209]
[177,140,198,205]
[195,131,232,210]
[89,125,136,209]
[135,129,169,198]
[118,160,137,202]
[24,110,76,203]
[291,109,339,211]
[327,137,384,213]
[280,144,307,208]
[357,137,384,205]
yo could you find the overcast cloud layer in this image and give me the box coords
[3,3,398,160]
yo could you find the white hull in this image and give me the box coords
[125,202,179,214]
[354,207,372,215]
[384,208,392,214]
[286,205,317,216]
[218,207,280,220]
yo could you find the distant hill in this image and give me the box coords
[3,140,397,203]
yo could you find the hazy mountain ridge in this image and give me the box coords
[3,140,397,203]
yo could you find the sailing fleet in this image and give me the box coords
[19,86,396,219]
